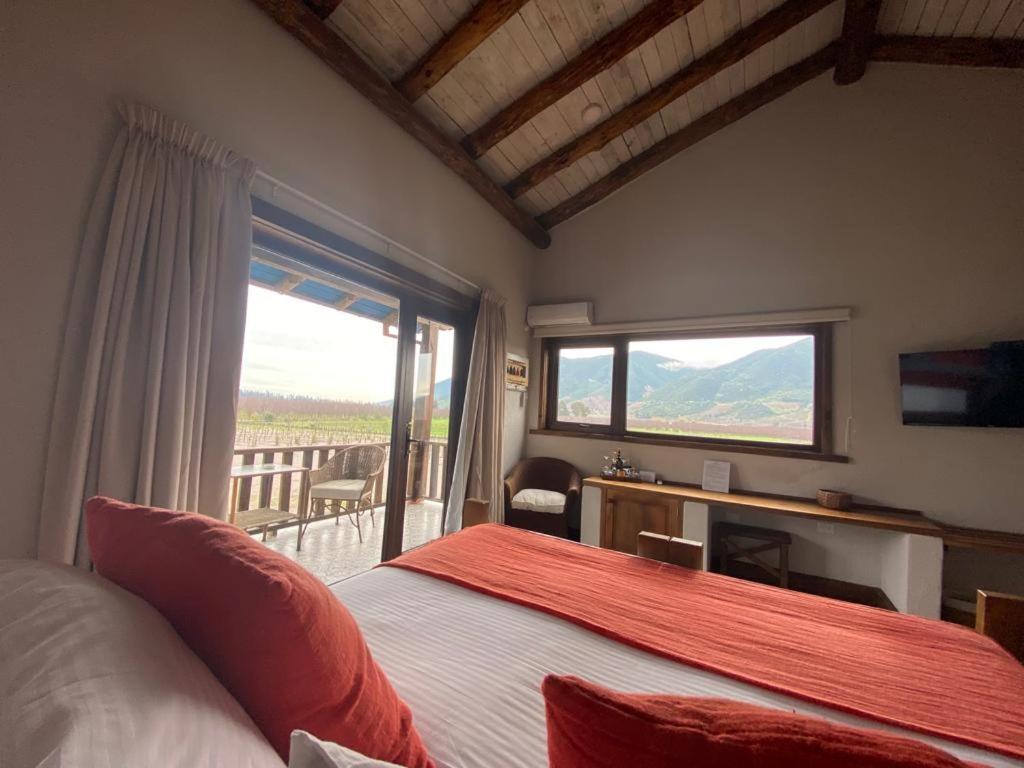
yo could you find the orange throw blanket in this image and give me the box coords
[384,524,1024,760]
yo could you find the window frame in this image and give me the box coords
[543,335,625,434]
[539,323,837,461]
[250,197,479,558]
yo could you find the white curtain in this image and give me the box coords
[444,289,507,533]
[38,103,255,566]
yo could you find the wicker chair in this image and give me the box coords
[306,444,386,544]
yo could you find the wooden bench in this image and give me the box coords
[637,531,704,571]
[976,589,1024,663]
[714,521,791,589]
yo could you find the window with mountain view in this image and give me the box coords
[554,346,613,426]
[625,335,815,445]
[544,327,827,454]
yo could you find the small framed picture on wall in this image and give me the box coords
[506,353,528,391]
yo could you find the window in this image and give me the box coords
[550,345,614,428]
[542,325,833,459]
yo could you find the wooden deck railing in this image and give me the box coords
[230,439,447,521]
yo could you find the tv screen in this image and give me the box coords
[899,341,1024,427]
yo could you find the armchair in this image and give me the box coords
[503,457,582,540]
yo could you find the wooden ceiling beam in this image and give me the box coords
[506,0,836,199]
[304,0,342,19]
[871,36,1024,69]
[833,0,882,84]
[462,0,704,159]
[537,43,838,229]
[248,0,550,248]
[395,0,531,102]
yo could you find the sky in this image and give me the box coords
[239,285,453,402]
[562,334,809,368]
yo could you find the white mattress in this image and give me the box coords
[334,567,1021,768]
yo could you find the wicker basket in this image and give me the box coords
[817,488,852,510]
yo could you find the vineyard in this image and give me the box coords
[235,391,449,449]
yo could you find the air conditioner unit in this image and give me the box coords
[526,302,593,328]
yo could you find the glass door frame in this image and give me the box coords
[382,296,474,561]
[250,198,478,565]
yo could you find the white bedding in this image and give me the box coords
[0,560,284,768]
[334,567,1021,768]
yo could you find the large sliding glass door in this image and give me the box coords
[234,199,476,581]
[381,303,470,561]
[376,297,475,563]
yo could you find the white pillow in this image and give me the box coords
[0,559,284,768]
[289,731,402,767]
[511,488,567,514]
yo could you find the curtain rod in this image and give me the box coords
[253,169,482,292]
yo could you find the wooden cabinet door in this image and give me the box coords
[601,489,682,555]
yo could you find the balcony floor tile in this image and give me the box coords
[254,500,444,584]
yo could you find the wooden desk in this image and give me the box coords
[582,477,1024,620]
[596,482,684,554]
[583,477,1024,553]
[585,477,942,541]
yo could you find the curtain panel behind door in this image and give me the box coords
[38,103,254,566]
[445,289,506,532]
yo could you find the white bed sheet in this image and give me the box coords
[333,567,1021,768]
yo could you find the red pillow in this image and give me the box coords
[86,496,433,767]
[542,675,970,768]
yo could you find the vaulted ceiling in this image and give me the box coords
[253,0,1023,247]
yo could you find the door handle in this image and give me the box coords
[405,423,423,456]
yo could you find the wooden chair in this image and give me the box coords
[976,589,1024,663]
[714,521,791,588]
[637,531,704,571]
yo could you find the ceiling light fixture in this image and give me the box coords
[581,103,603,125]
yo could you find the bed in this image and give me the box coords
[3,521,1023,767]
[337,566,1023,767]
[337,524,1024,768]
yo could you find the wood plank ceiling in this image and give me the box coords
[253,0,1024,247]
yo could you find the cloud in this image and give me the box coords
[239,285,454,403]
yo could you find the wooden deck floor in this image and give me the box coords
[255,500,444,584]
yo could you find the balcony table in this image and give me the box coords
[229,463,310,541]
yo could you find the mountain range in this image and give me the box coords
[380,378,451,410]
[556,338,814,429]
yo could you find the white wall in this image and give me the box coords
[2,1,1021,590]
[0,0,537,558]
[526,65,1024,595]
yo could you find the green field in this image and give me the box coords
[235,410,449,449]
[628,424,811,445]
[237,413,449,437]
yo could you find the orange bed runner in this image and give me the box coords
[383,524,1024,760]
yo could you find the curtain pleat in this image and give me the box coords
[444,289,507,532]
[38,103,255,566]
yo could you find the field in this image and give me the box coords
[626,418,813,445]
[236,391,449,449]
[557,413,813,444]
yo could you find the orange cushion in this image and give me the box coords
[542,675,970,768]
[85,496,433,767]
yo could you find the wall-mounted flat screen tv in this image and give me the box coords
[899,341,1024,427]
